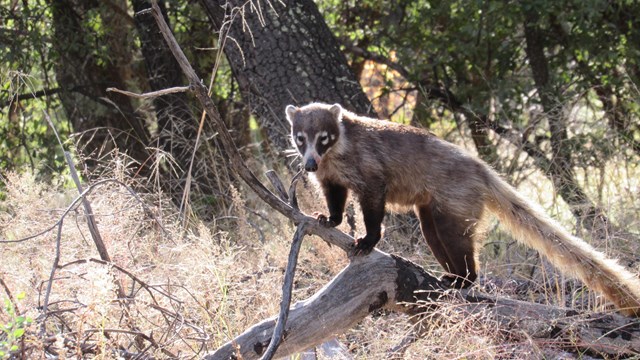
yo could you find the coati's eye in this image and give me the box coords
[296,135,305,146]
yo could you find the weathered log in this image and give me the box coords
[462,292,640,357]
[205,249,640,359]
[204,251,439,360]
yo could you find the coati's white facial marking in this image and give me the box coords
[295,131,305,147]
[296,131,328,168]
[319,131,329,145]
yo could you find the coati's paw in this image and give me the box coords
[351,237,376,256]
[314,212,337,227]
[441,274,474,289]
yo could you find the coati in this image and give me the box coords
[285,102,640,316]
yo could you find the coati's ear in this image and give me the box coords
[285,105,298,124]
[329,104,343,122]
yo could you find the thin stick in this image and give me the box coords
[261,223,308,360]
[0,277,20,315]
[40,220,63,335]
[43,112,126,298]
[265,170,289,202]
[287,170,304,211]
[43,113,110,259]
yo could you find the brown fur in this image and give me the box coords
[286,102,640,316]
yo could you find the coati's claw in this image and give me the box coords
[314,212,336,227]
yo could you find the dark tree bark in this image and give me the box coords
[49,0,151,174]
[199,0,375,153]
[523,10,609,234]
[132,1,244,212]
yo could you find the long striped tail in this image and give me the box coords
[485,171,640,316]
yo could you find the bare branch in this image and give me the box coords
[40,220,63,335]
[265,170,289,203]
[106,86,191,99]
[0,277,20,315]
[0,84,98,109]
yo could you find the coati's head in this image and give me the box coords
[285,103,344,172]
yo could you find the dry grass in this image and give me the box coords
[1,141,639,359]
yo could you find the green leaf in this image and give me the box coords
[12,328,24,338]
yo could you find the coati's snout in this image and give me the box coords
[302,147,322,172]
[305,157,318,172]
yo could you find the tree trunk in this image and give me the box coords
[199,0,375,153]
[49,0,150,175]
[522,10,608,234]
[595,85,640,156]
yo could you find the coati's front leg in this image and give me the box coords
[353,189,386,255]
[316,181,348,228]
[317,180,385,255]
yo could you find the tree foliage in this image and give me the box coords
[321,0,640,137]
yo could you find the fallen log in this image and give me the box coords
[205,249,640,359]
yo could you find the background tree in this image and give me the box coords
[49,0,151,174]
[132,0,197,195]
[131,0,239,214]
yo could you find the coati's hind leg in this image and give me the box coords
[415,203,479,288]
